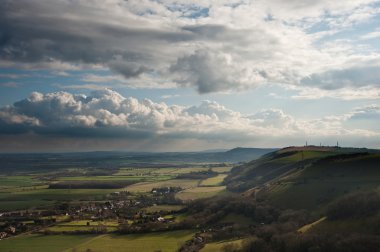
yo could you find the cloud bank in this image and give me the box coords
[0,89,379,151]
[1,0,380,94]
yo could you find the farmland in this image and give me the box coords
[175,186,227,201]
[1,147,380,251]
[67,230,195,252]
[0,234,96,252]
[0,150,251,251]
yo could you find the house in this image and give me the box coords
[0,232,7,239]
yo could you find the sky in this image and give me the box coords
[1,0,380,152]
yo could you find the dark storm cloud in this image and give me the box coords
[0,0,193,67]
[108,62,152,78]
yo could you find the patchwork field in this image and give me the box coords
[175,186,227,201]
[0,230,195,252]
[0,176,41,189]
[0,188,115,211]
[125,179,200,192]
[66,230,195,252]
[0,234,96,252]
[143,204,184,213]
[45,220,119,232]
[200,174,227,186]
[201,239,244,252]
[211,166,233,173]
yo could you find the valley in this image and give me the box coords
[1,146,380,252]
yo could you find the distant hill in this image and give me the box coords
[224,146,380,210]
[221,147,278,162]
[0,147,277,173]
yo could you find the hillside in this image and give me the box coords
[224,146,380,210]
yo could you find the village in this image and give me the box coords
[0,186,187,239]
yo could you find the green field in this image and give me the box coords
[115,167,210,176]
[125,179,200,192]
[0,234,96,252]
[0,176,41,189]
[57,175,171,181]
[0,188,115,201]
[45,220,119,232]
[0,230,195,252]
[200,174,227,186]
[143,204,184,213]
[211,166,233,173]
[58,220,119,227]
[201,239,244,252]
[46,225,118,232]
[67,230,195,252]
[0,188,115,211]
[0,199,56,212]
[170,167,209,174]
[175,186,227,201]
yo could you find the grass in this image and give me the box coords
[200,174,227,186]
[57,220,119,227]
[114,168,157,176]
[266,154,380,210]
[0,200,56,211]
[46,226,118,232]
[201,239,244,252]
[276,151,334,163]
[115,167,211,176]
[211,166,233,173]
[307,214,380,235]
[125,179,200,193]
[0,176,41,189]
[0,188,115,200]
[143,204,184,213]
[57,175,171,181]
[268,180,380,210]
[68,230,195,252]
[170,167,209,174]
[0,234,96,252]
[175,186,227,201]
[115,168,180,176]
[0,188,116,211]
[298,217,327,233]
[46,219,120,232]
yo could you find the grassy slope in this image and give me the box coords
[309,217,380,235]
[69,230,195,252]
[268,153,380,210]
[224,148,337,192]
[201,239,244,252]
[175,186,228,201]
[200,174,227,186]
[225,147,380,211]
[0,231,195,252]
[0,234,96,252]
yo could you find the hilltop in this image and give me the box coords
[224,146,380,210]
